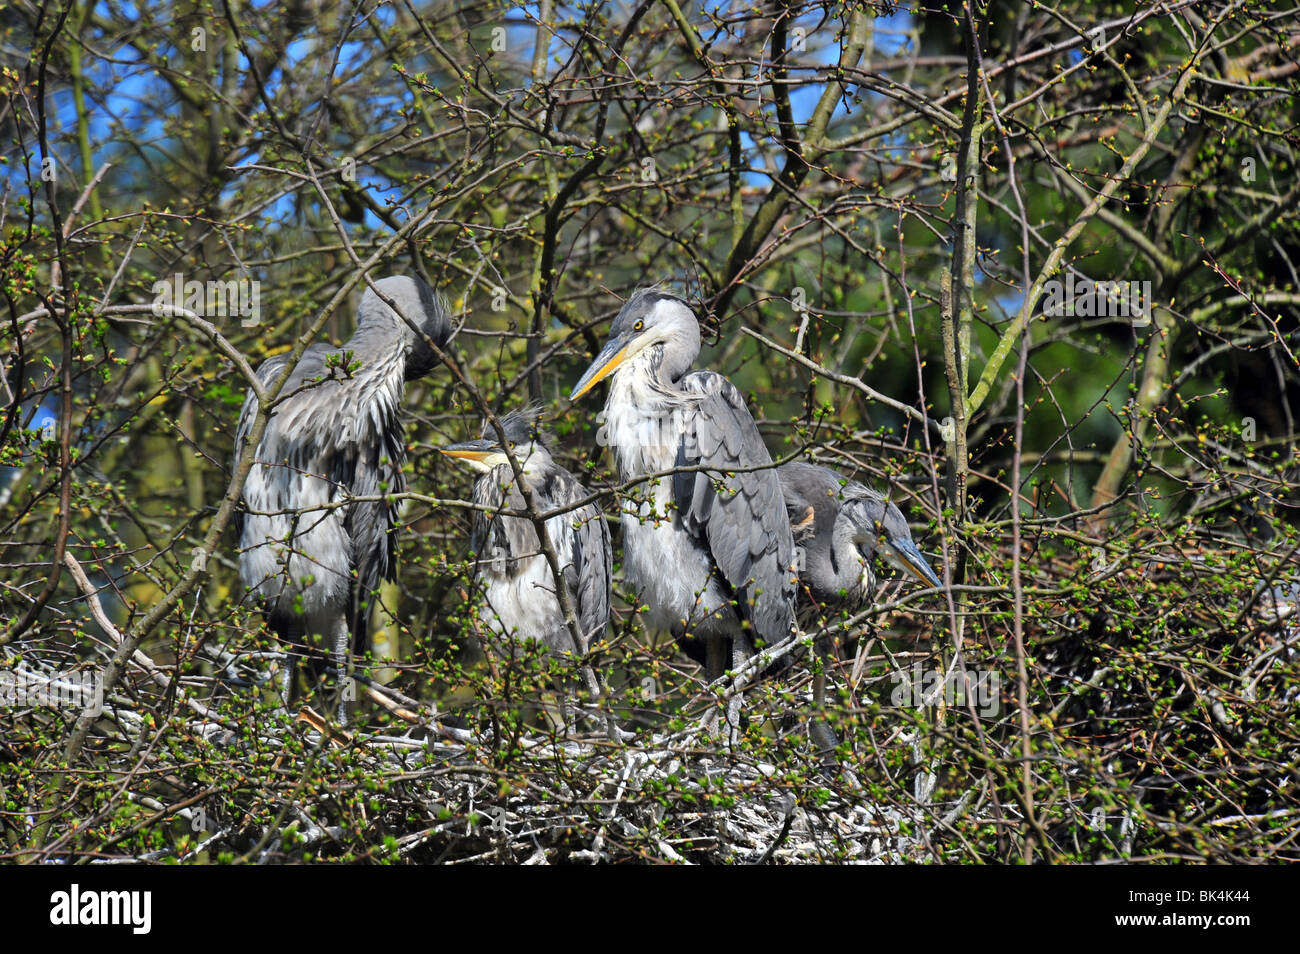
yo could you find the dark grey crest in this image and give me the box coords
[481,404,547,448]
[609,286,689,336]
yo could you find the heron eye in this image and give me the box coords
[634,320,644,331]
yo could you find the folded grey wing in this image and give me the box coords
[232,345,336,544]
[232,354,286,545]
[344,401,405,619]
[569,487,612,650]
[672,370,795,648]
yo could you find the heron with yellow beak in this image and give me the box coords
[570,289,797,742]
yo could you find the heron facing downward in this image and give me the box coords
[779,460,941,615]
[779,460,941,757]
[234,275,451,720]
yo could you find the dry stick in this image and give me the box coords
[201,448,818,545]
[358,671,475,744]
[46,161,111,294]
[674,630,807,751]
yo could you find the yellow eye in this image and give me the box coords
[508,441,516,449]
[634,320,644,331]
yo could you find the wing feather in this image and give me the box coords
[234,343,403,650]
[672,370,795,649]
[565,477,612,649]
[344,400,405,645]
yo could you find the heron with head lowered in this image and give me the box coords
[780,461,941,616]
[234,274,452,722]
[779,459,942,755]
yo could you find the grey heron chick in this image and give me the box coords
[779,460,941,615]
[440,407,612,660]
[780,460,941,759]
[569,289,796,734]
[234,274,452,719]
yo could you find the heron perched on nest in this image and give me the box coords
[234,274,452,720]
[779,460,941,755]
[440,406,611,660]
[779,461,941,614]
[569,288,797,740]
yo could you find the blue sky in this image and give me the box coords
[11,3,917,232]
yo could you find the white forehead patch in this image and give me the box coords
[646,297,692,324]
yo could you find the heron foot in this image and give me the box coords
[724,693,744,750]
[330,617,351,728]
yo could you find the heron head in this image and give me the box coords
[569,288,700,400]
[440,406,552,474]
[355,275,452,380]
[845,495,942,589]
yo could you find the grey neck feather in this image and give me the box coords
[348,276,450,380]
[344,318,404,368]
[830,509,873,600]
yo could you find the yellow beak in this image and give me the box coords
[439,448,492,463]
[569,339,632,401]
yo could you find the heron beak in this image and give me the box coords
[569,335,633,401]
[885,536,942,588]
[440,439,501,470]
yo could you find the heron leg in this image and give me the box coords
[809,632,841,773]
[272,617,303,718]
[704,634,728,684]
[724,633,752,751]
[695,622,737,746]
[555,690,575,738]
[279,651,294,710]
[544,670,578,738]
[330,616,351,726]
